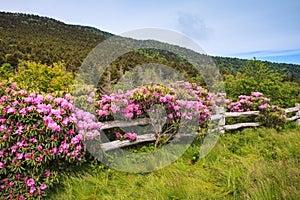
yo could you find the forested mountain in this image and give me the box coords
[0,11,299,81]
[0,12,112,73]
[213,56,300,81]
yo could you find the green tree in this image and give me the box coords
[225,60,300,107]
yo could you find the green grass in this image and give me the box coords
[48,123,300,200]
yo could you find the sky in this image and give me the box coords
[1,0,300,64]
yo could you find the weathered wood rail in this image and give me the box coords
[98,103,300,151]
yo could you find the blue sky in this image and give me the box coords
[1,0,300,64]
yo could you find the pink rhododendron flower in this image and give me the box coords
[0,125,6,132]
[86,131,94,139]
[65,93,71,100]
[123,112,134,118]
[45,171,51,177]
[62,118,69,126]
[26,105,36,112]
[16,153,23,160]
[29,138,38,143]
[0,162,4,169]
[252,92,263,97]
[8,182,14,187]
[71,137,79,146]
[18,90,26,96]
[76,145,82,151]
[11,82,17,89]
[16,174,21,180]
[24,154,31,160]
[30,186,36,194]
[110,104,120,113]
[12,100,19,106]
[7,107,16,114]
[168,113,173,119]
[259,103,268,109]
[11,146,17,153]
[115,132,122,138]
[51,147,57,154]
[38,145,43,151]
[87,97,93,103]
[173,105,180,111]
[123,133,137,140]
[72,151,78,157]
[40,184,47,190]
[61,142,69,150]
[46,93,54,101]
[159,97,167,103]
[26,178,35,187]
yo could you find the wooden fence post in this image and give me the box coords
[296,103,300,125]
[216,107,225,134]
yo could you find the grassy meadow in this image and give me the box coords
[48,123,300,200]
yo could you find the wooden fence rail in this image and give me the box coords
[98,103,300,151]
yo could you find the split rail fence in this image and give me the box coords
[98,103,300,152]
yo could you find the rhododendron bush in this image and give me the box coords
[227,92,286,128]
[0,81,288,199]
[94,82,214,147]
[0,83,87,199]
[95,82,213,122]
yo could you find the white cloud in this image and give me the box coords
[231,49,300,59]
[176,12,212,42]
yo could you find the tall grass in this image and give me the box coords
[48,123,300,200]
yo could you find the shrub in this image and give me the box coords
[94,82,214,148]
[0,61,74,94]
[227,92,286,128]
[0,83,86,199]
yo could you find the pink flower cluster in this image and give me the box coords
[95,82,213,125]
[0,83,86,199]
[0,172,50,199]
[227,92,271,112]
[74,108,102,140]
[227,92,286,120]
[115,132,137,141]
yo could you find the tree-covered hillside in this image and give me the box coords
[0,11,299,81]
[0,12,112,73]
[213,56,300,81]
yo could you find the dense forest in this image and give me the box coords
[0,12,111,73]
[1,11,300,81]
